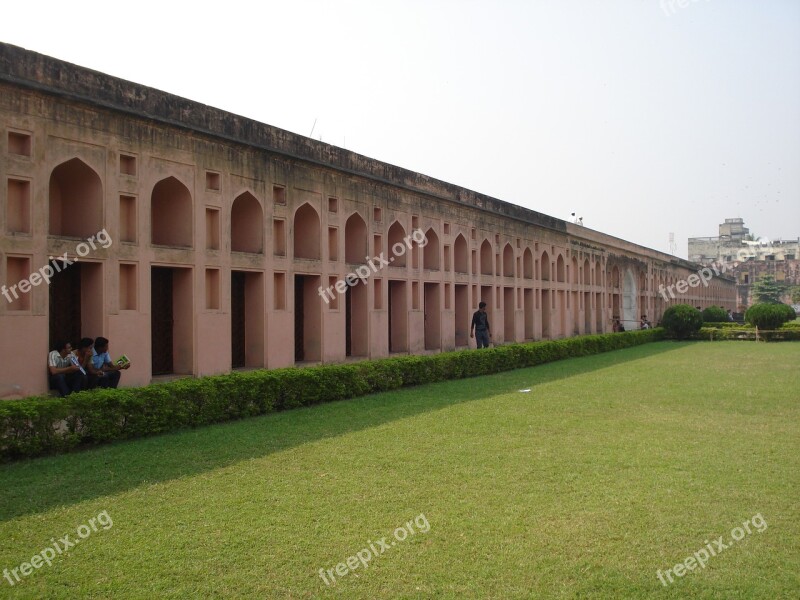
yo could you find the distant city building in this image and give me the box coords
[689,218,800,310]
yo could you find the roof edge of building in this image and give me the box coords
[2,41,701,268]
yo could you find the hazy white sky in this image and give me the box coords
[2,0,798,258]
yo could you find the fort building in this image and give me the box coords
[0,43,736,396]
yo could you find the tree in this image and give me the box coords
[751,274,785,304]
[791,286,800,304]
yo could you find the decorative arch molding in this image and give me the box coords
[49,158,104,238]
[231,191,264,253]
[151,176,193,248]
[294,203,321,260]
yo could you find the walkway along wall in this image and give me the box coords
[0,43,736,395]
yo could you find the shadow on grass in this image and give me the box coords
[0,342,688,522]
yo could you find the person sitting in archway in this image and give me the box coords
[48,340,86,397]
[90,337,130,388]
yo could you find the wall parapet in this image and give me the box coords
[0,42,566,233]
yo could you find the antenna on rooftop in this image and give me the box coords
[309,118,317,138]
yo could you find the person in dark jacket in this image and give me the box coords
[470,302,492,348]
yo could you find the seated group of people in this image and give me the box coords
[47,337,130,397]
[612,316,652,332]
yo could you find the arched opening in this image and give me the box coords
[595,260,603,331]
[608,265,622,327]
[503,244,514,277]
[388,221,407,267]
[151,176,193,247]
[423,228,440,270]
[345,212,368,264]
[230,191,263,253]
[556,255,566,283]
[480,240,493,276]
[540,251,551,281]
[623,269,638,330]
[454,234,468,273]
[523,248,533,279]
[570,257,580,334]
[49,158,103,238]
[294,203,320,260]
[582,259,591,333]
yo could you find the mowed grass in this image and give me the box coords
[0,342,798,599]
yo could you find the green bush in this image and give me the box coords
[0,329,663,461]
[745,303,795,330]
[661,304,703,339]
[702,306,729,323]
[777,303,797,323]
[695,327,800,342]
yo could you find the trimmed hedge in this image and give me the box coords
[703,321,800,330]
[695,327,800,342]
[702,322,748,329]
[745,303,796,330]
[1,329,663,461]
[702,306,729,323]
[662,304,703,339]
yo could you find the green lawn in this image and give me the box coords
[1,342,798,598]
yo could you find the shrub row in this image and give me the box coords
[695,327,800,342]
[0,329,663,461]
[702,321,800,330]
[702,322,750,329]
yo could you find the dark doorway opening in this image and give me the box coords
[295,275,305,362]
[454,284,469,347]
[294,274,322,363]
[388,280,408,352]
[345,280,367,357]
[423,282,441,350]
[345,285,352,357]
[151,267,174,375]
[49,261,82,351]
[231,271,246,368]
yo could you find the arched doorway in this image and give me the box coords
[622,269,638,330]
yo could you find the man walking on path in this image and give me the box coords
[470,301,492,348]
